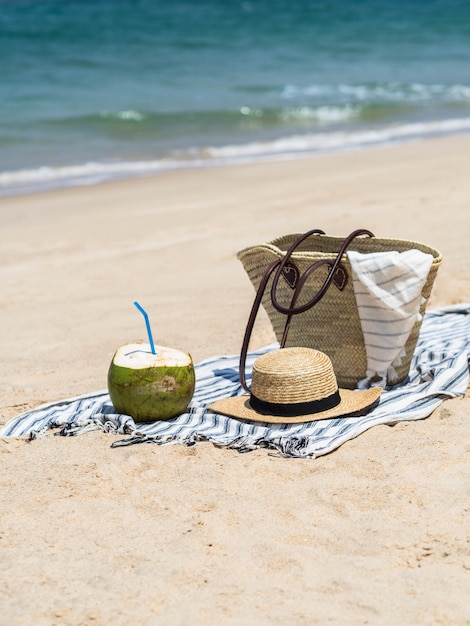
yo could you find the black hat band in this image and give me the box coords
[249,389,341,418]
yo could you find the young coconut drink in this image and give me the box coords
[108,343,196,422]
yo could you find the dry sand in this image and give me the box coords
[1,134,469,625]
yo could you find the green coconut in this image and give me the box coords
[107,343,196,422]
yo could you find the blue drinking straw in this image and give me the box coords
[133,301,156,355]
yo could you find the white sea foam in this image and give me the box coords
[207,117,470,158]
[280,105,359,123]
[100,110,146,121]
[282,82,470,103]
[238,104,358,122]
[1,117,470,197]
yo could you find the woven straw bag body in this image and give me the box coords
[238,232,442,389]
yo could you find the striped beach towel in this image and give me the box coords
[1,304,469,459]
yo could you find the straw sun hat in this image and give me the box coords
[209,347,382,424]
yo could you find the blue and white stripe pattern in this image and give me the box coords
[1,304,469,458]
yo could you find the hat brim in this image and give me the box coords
[208,387,382,424]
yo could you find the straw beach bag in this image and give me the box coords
[238,229,442,390]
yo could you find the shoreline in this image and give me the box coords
[1,132,470,625]
[1,121,470,199]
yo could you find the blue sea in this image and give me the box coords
[1,0,470,196]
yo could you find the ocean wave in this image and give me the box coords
[239,104,359,123]
[0,160,174,189]
[99,110,146,121]
[206,117,470,158]
[51,105,360,128]
[280,105,360,123]
[1,117,470,196]
[33,90,470,142]
[281,82,470,104]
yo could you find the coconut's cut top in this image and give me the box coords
[113,343,192,369]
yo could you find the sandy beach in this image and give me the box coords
[1,134,470,625]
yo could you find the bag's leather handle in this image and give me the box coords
[277,228,374,347]
[238,228,374,391]
[271,229,373,315]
